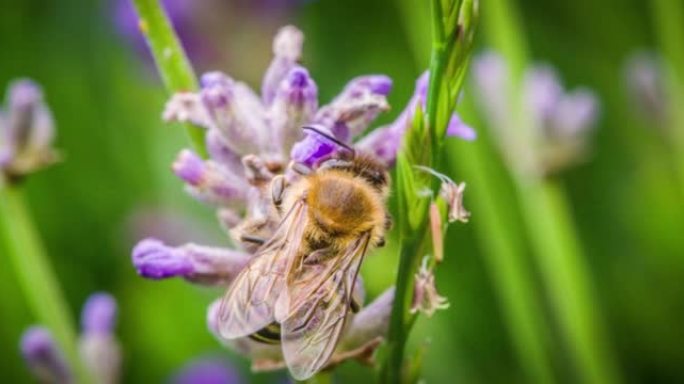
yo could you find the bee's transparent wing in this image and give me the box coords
[217,199,308,339]
[278,232,371,380]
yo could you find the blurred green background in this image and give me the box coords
[1,0,683,382]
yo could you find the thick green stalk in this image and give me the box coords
[130,0,206,156]
[0,185,91,383]
[651,0,684,195]
[482,0,621,383]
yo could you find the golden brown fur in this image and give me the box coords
[282,153,390,257]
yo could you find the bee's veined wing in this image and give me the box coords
[217,199,308,339]
[278,232,371,381]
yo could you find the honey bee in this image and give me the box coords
[217,126,390,380]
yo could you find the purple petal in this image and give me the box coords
[131,238,194,279]
[290,125,341,167]
[173,149,205,185]
[81,293,118,335]
[446,113,477,141]
[269,66,319,154]
[314,74,392,141]
[262,25,304,106]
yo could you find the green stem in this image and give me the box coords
[0,185,91,383]
[482,1,620,383]
[130,0,207,156]
[651,0,684,196]
[381,224,426,384]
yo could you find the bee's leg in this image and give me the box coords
[270,175,287,212]
[384,213,393,230]
[350,296,362,313]
[239,234,267,246]
[290,161,312,176]
[318,158,352,171]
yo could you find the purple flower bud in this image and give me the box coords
[290,125,344,167]
[172,149,248,207]
[132,238,250,284]
[20,327,72,384]
[314,75,391,141]
[79,293,121,384]
[132,238,194,279]
[262,25,304,106]
[171,358,242,384]
[81,293,117,335]
[1,79,58,177]
[200,72,269,156]
[269,66,318,155]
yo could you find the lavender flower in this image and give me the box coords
[133,25,469,379]
[79,293,122,384]
[20,327,72,384]
[170,358,241,384]
[0,79,59,180]
[472,51,600,175]
[624,52,669,125]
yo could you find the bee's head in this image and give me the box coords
[318,153,389,191]
[300,125,390,190]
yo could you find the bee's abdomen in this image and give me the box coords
[248,323,281,345]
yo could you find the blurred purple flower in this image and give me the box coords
[20,327,73,384]
[79,293,121,384]
[0,78,59,179]
[170,358,242,384]
[472,51,600,174]
[82,293,117,335]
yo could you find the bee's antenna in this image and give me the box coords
[302,125,356,157]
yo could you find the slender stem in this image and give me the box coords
[130,0,207,156]
[482,0,621,383]
[0,185,91,383]
[651,0,684,196]
[381,225,426,384]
